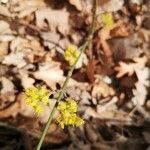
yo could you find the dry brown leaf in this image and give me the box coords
[36,8,70,35]
[10,0,45,18]
[97,96,118,112]
[0,42,9,57]
[0,20,11,34]
[92,80,115,98]
[0,102,19,118]
[108,32,146,61]
[19,70,35,89]
[115,56,147,78]
[0,5,12,17]
[131,67,150,106]
[0,92,16,110]
[84,107,131,122]
[132,82,147,106]
[86,59,97,83]
[33,61,64,90]
[2,51,27,68]
[0,0,8,4]
[40,32,60,50]
[97,0,124,13]
[0,20,15,42]
[69,0,82,11]
[0,77,15,94]
[135,67,150,86]
[110,24,129,37]
[0,77,16,110]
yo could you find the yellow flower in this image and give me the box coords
[57,99,77,113]
[56,99,84,129]
[101,12,114,28]
[64,45,80,66]
[25,87,50,115]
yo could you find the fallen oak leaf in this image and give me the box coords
[115,62,135,78]
[115,56,147,78]
[36,7,70,35]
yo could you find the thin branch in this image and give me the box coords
[36,1,98,150]
[88,0,98,59]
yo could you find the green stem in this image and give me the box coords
[36,41,88,150]
[36,2,97,150]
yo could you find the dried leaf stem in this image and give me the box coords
[88,0,98,59]
[36,1,97,150]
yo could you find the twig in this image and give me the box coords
[36,1,98,150]
[88,0,97,59]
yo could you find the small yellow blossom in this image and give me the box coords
[56,99,84,129]
[64,45,80,66]
[101,12,114,28]
[25,87,50,115]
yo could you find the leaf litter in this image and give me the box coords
[0,0,150,149]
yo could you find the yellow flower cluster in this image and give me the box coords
[56,99,84,129]
[25,87,50,115]
[101,12,114,28]
[64,45,80,66]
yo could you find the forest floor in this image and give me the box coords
[0,0,150,150]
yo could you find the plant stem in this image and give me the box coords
[36,1,97,150]
[36,41,88,150]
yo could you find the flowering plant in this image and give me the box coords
[24,1,98,149]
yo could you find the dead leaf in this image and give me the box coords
[85,123,98,142]
[36,8,70,35]
[110,24,129,37]
[97,0,124,13]
[40,31,60,50]
[131,67,150,106]
[135,67,150,87]
[2,51,27,68]
[33,61,64,90]
[86,59,97,83]
[19,70,35,89]
[0,102,19,118]
[0,92,16,110]
[10,0,45,18]
[115,56,147,78]
[0,20,12,34]
[132,81,147,106]
[69,0,82,11]
[84,107,131,122]
[0,0,8,4]
[97,96,118,112]
[0,77,15,94]
[92,80,115,98]
[0,42,9,57]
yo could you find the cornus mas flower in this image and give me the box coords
[56,99,84,129]
[101,12,114,28]
[64,45,80,66]
[25,87,50,115]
